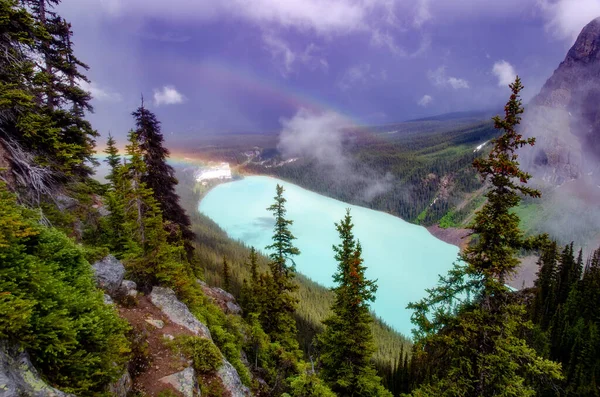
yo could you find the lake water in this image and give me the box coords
[199,175,459,337]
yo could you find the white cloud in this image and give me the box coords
[263,34,328,76]
[418,94,433,106]
[448,77,470,89]
[370,29,404,55]
[339,64,371,91]
[279,109,350,168]
[79,80,122,102]
[338,64,387,91]
[537,0,600,42]
[414,0,432,27]
[81,0,397,36]
[492,60,517,87]
[153,86,185,106]
[263,33,296,76]
[428,66,470,89]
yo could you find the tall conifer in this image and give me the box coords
[131,101,194,245]
[262,184,301,352]
[408,77,562,397]
[318,209,390,397]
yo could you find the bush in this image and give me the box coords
[169,336,222,373]
[0,183,130,395]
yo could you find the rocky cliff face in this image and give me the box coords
[524,17,600,185]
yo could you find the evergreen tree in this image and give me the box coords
[0,0,97,198]
[102,135,132,255]
[26,0,98,177]
[317,209,390,397]
[131,101,195,245]
[532,241,559,328]
[241,247,261,316]
[104,133,120,183]
[262,184,301,352]
[407,77,562,397]
[222,256,231,291]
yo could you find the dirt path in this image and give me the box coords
[119,296,195,396]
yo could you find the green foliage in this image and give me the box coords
[407,78,562,397]
[262,184,302,353]
[132,101,195,246]
[438,211,457,229]
[288,364,336,397]
[529,243,600,396]
[0,182,130,395]
[318,209,390,396]
[222,256,231,291]
[169,335,222,373]
[0,0,97,181]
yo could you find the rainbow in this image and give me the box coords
[191,58,364,126]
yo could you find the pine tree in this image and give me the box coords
[102,135,131,255]
[262,184,301,352]
[241,247,262,316]
[27,0,98,177]
[407,77,562,397]
[317,209,390,397]
[104,133,121,183]
[532,241,559,328]
[0,0,97,196]
[222,256,231,291]
[131,101,195,245]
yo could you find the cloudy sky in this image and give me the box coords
[57,0,600,141]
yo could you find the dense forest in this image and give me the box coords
[1,1,599,396]
[174,118,500,227]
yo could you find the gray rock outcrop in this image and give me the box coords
[149,287,211,339]
[120,280,138,297]
[158,367,201,397]
[197,280,243,315]
[217,360,251,397]
[0,342,74,397]
[92,255,125,295]
[106,370,132,397]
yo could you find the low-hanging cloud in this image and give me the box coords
[279,109,350,168]
[538,0,600,42]
[418,94,433,106]
[79,80,122,102]
[492,60,517,87]
[153,85,185,106]
[278,109,393,201]
[429,66,470,89]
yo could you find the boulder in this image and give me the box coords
[120,280,137,297]
[197,280,243,315]
[54,194,78,212]
[145,319,164,329]
[226,301,243,315]
[92,255,125,295]
[103,294,114,305]
[106,370,132,397]
[150,287,211,339]
[0,342,74,397]
[158,367,201,397]
[217,359,251,397]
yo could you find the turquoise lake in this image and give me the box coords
[199,175,459,337]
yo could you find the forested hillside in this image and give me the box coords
[172,118,499,227]
[1,1,599,396]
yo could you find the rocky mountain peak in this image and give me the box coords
[525,17,600,185]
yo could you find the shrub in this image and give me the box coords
[0,183,130,395]
[169,336,222,373]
